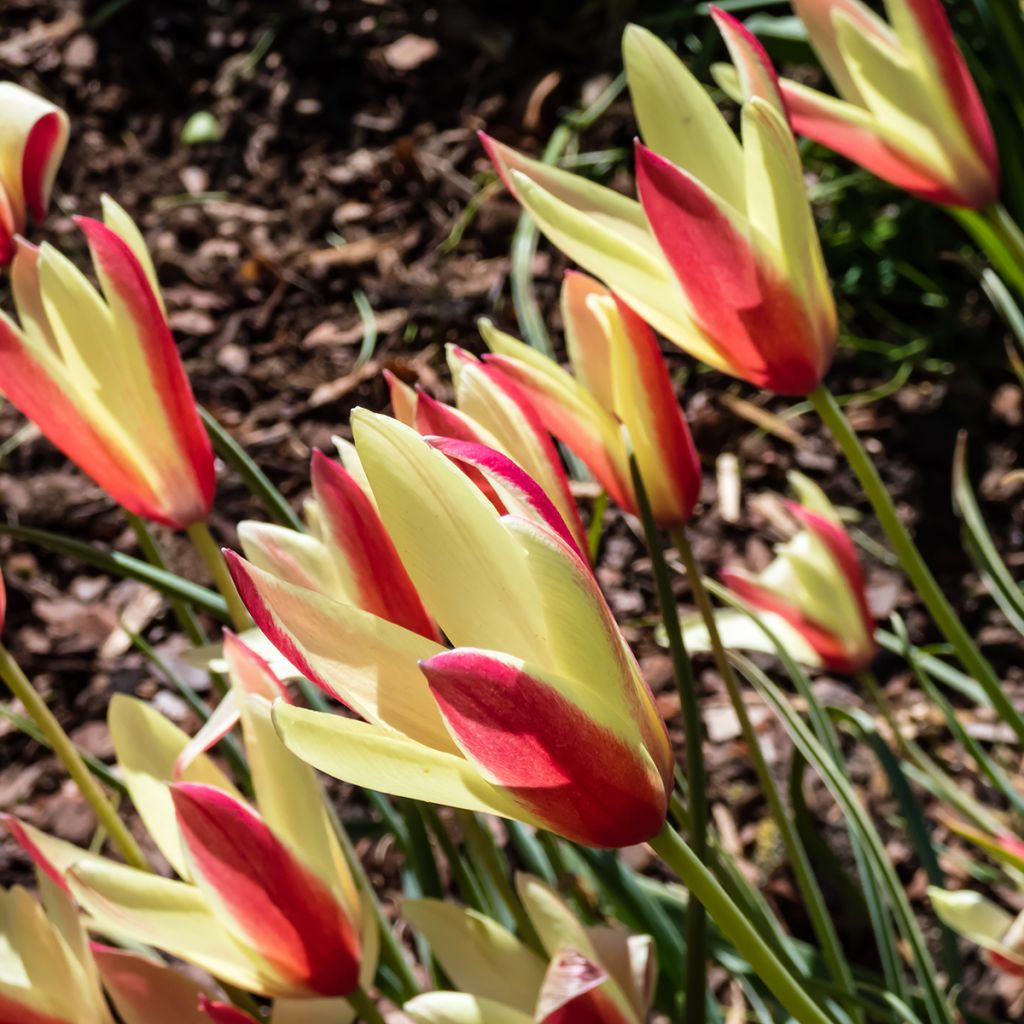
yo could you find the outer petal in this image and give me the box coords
[536,949,632,1024]
[67,861,283,996]
[109,694,242,879]
[226,552,454,753]
[0,83,68,261]
[420,648,669,847]
[605,296,700,526]
[238,520,340,595]
[479,323,632,511]
[620,24,746,212]
[402,899,546,1012]
[635,142,826,395]
[481,135,719,367]
[312,449,439,640]
[454,355,591,552]
[91,946,219,1024]
[710,7,785,113]
[405,993,534,1024]
[561,272,615,409]
[199,1000,260,1024]
[383,369,419,426]
[928,888,1024,971]
[170,783,360,997]
[272,703,525,821]
[427,438,585,561]
[75,214,214,526]
[352,410,547,659]
[886,0,999,200]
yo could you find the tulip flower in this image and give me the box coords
[688,473,875,674]
[6,642,374,1008]
[0,195,214,528]
[403,874,654,1024]
[228,411,674,848]
[0,83,68,265]
[385,358,588,553]
[481,13,837,396]
[930,887,1024,977]
[479,271,700,527]
[719,0,998,209]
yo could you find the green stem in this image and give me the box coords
[809,383,1024,747]
[649,823,834,1024]
[126,514,208,647]
[347,984,388,1024]
[0,644,150,871]
[950,201,1024,297]
[630,460,707,1024]
[186,521,251,632]
[672,528,858,1018]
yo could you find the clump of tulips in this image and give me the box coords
[1,4,1024,1024]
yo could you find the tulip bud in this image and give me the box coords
[231,412,674,848]
[480,14,837,396]
[481,271,700,527]
[707,473,875,674]
[0,196,214,528]
[0,83,68,264]
[720,0,999,208]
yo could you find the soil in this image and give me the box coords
[1,1,1023,1019]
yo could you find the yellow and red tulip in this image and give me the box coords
[403,874,655,1024]
[385,357,588,553]
[228,411,674,848]
[480,271,701,527]
[0,195,214,528]
[0,83,68,265]
[728,0,999,209]
[480,13,836,396]
[695,473,875,674]
[6,641,372,1007]
[930,886,1024,978]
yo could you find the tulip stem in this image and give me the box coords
[629,457,707,1024]
[649,822,834,1024]
[186,521,251,632]
[670,527,859,1015]
[0,643,150,872]
[348,984,388,1024]
[809,383,1024,747]
[950,202,1024,297]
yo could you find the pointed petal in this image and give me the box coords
[238,520,339,594]
[352,410,546,658]
[620,24,745,212]
[635,140,828,395]
[91,946,219,1024]
[427,438,584,561]
[710,7,784,113]
[420,648,668,847]
[681,606,823,668]
[223,630,289,699]
[383,368,419,426]
[68,861,280,994]
[109,694,243,879]
[537,949,631,1024]
[481,135,711,364]
[272,703,522,820]
[225,552,454,752]
[238,694,358,913]
[99,196,164,313]
[199,999,259,1024]
[479,322,632,511]
[790,0,897,104]
[174,693,241,781]
[605,296,700,526]
[928,888,1022,966]
[312,449,438,640]
[405,993,534,1024]
[171,783,360,997]
[402,899,546,1012]
[454,354,590,551]
[561,272,615,409]
[74,215,214,527]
